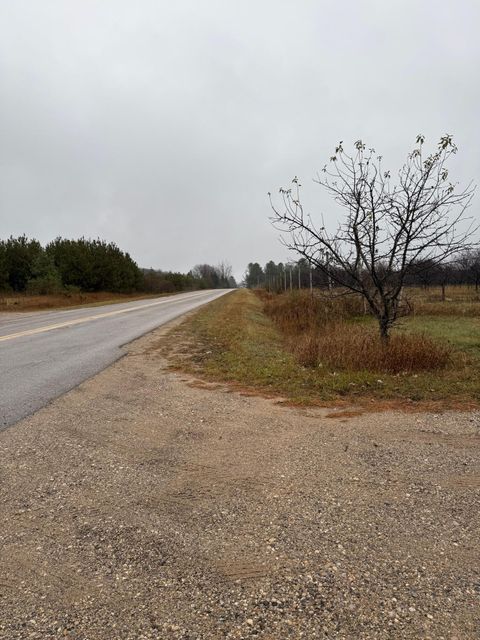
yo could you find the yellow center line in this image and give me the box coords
[0,292,207,343]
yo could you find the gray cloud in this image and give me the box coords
[1,0,479,279]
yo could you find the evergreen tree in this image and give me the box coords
[27,251,62,294]
[4,236,43,292]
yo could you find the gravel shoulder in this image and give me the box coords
[0,321,479,639]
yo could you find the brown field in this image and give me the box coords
[0,291,168,312]
[407,284,480,316]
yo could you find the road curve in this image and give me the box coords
[0,289,230,429]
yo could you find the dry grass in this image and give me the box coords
[263,290,451,374]
[0,291,166,312]
[406,285,480,317]
[295,324,451,373]
[261,289,364,334]
[408,284,479,302]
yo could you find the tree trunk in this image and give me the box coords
[379,317,390,344]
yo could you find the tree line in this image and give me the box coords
[143,262,236,293]
[245,250,480,294]
[0,236,236,295]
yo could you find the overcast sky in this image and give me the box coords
[1,1,479,279]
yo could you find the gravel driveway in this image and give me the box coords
[0,323,479,639]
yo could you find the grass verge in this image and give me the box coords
[160,289,480,409]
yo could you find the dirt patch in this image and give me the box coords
[0,324,479,639]
[325,409,366,419]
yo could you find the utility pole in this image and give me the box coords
[326,254,332,291]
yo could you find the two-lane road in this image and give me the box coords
[0,289,229,429]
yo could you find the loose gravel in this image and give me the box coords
[0,324,479,639]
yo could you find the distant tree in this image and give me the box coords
[264,260,279,291]
[191,264,221,289]
[270,135,477,341]
[151,269,205,292]
[217,261,234,288]
[4,236,43,292]
[405,258,440,289]
[27,251,62,295]
[47,237,142,292]
[164,271,191,291]
[191,263,236,289]
[458,249,480,291]
[0,241,9,291]
[46,238,92,290]
[244,262,264,289]
[142,269,176,293]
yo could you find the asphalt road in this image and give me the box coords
[0,289,229,429]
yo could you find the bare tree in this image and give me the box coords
[458,248,480,292]
[269,135,477,341]
[217,260,233,284]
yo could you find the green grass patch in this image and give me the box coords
[404,315,480,359]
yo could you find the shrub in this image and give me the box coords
[26,276,62,296]
[63,284,82,296]
[314,324,451,373]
